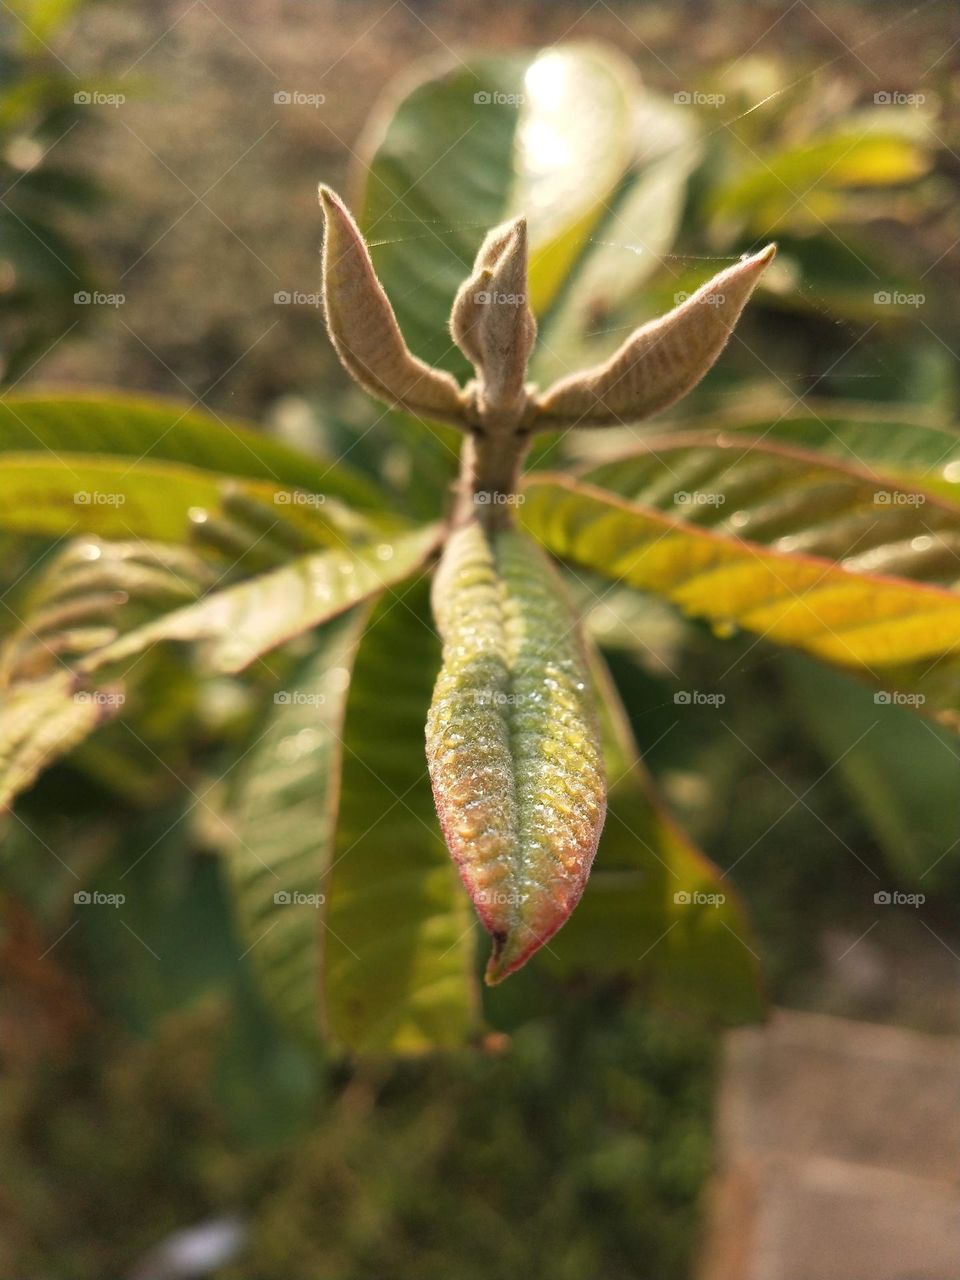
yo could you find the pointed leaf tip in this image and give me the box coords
[532,244,776,431]
[319,185,466,425]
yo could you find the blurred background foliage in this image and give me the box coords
[2,0,960,1276]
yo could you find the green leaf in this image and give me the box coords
[545,648,763,1019]
[0,393,381,508]
[0,454,392,543]
[322,578,478,1052]
[682,403,960,505]
[783,652,960,886]
[531,93,703,383]
[580,433,960,583]
[226,608,371,1041]
[707,128,929,234]
[82,524,441,676]
[520,473,960,674]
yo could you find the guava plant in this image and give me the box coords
[320,185,773,982]
[1,44,956,1052]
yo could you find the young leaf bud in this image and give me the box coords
[426,520,605,983]
[319,186,466,424]
[450,216,537,415]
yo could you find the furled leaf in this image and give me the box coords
[426,520,605,983]
[322,578,478,1052]
[449,215,537,414]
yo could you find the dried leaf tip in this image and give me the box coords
[532,243,777,431]
[318,185,465,425]
[450,215,537,415]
